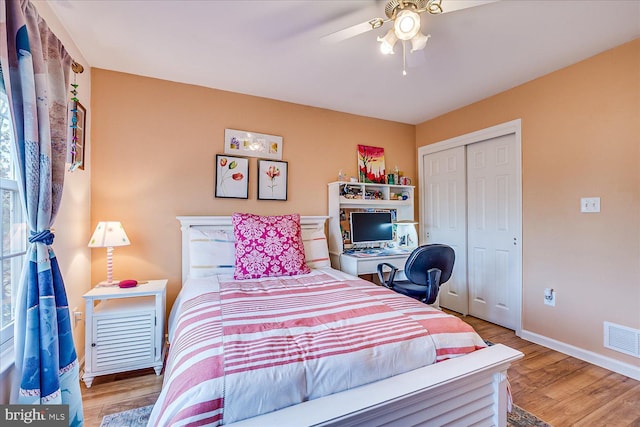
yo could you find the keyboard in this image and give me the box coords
[344,248,411,256]
[380,248,411,255]
[343,248,380,255]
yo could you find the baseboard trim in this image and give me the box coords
[520,329,640,381]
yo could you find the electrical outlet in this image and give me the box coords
[581,197,600,213]
[544,288,555,306]
[73,308,82,328]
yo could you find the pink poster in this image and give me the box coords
[357,145,386,183]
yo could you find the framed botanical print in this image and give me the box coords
[257,159,288,201]
[224,128,283,160]
[215,154,249,199]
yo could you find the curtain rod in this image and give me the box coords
[71,60,84,74]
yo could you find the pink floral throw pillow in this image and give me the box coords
[232,213,311,280]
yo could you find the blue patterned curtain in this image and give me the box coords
[0,1,83,425]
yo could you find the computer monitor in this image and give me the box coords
[349,211,394,245]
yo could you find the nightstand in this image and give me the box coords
[82,279,167,388]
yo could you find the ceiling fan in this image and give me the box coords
[323,0,495,75]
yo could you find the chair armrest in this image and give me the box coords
[377,262,399,288]
[424,267,443,304]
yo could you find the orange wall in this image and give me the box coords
[416,39,640,366]
[92,40,638,369]
[90,70,415,306]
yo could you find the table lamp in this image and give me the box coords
[88,221,131,285]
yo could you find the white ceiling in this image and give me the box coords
[46,0,639,125]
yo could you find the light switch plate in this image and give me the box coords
[581,197,600,213]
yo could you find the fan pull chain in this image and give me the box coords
[402,40,407,76]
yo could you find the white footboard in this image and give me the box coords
[228,344,522,427]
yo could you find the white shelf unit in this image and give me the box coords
[327,181,417,269]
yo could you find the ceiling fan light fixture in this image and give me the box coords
[410,32,430,52]
[394,9,421,40]
[377,28,398,54]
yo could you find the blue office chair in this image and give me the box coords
[376,244,455,304]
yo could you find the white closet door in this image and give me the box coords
[422,146,468,315]
[467,134,519,329]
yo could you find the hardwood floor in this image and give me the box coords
[81,368,163,426]
[80,315,640,427]
[460,314,640,427]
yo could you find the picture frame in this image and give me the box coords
[257,159,288,201]
[215,154,249,199]
[224,128,283,160]
[69,101,86,171]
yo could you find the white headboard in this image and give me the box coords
[176,215,329,284]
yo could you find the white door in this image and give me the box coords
[422,146,468,315]
[467,134,520,329]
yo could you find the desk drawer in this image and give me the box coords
[340,253,410,276]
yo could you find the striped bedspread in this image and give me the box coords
[148,269,486,426]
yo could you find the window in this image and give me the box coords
[0,80,26,354]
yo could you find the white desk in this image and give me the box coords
[339,250,412,277]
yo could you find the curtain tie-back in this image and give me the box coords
[29,229,55,245]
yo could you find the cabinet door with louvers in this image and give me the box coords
[91,297,156,374]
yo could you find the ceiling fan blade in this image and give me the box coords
[321,20,380,44]
[439,0,497,14]
[321,0,496,44]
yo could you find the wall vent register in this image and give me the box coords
[604,321,640,358]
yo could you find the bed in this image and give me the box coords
[148,215,523,427]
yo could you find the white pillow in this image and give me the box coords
[189,227,236,277]
[301,229,331,269]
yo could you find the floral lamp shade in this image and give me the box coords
[88,221,130,284]
[88,221,130,248]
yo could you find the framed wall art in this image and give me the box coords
[224,128,283,160]
[215,154,249,199]
[357,144,386,184]
[258,159,288,201]
[69,101,86,171]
